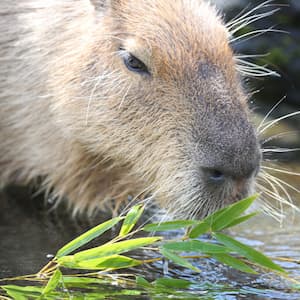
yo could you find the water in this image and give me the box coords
[0,180,299,299]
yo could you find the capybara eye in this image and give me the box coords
[121,51,149,74]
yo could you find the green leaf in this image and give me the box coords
[57,255,80,269]
[58,255,141,270]
[2,285,44,299]
[42,269,62,295]
[119,205,144,237]
[78,255,141,270]
[221,212,259,230]
[211,195,258,231]
[187,207,230,239]
[214,232,285,273]
[136,276,152,288]
[143,220,197,232]
[188,221,211,239]
[212,253,258,274]
[163,240,229,254]
[74,237,161,261]
[155,278,191,289]
[160,248,200,272]
[56,217,122,258]
[201,206,229,226]
[62,276,107,286]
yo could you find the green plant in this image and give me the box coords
[1,195,296,299]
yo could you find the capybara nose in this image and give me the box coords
[201,158,260,185]
[204,168,226,183]
[200,140,261,185]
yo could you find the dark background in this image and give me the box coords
[224,0,300,123]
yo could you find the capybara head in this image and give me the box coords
[49,0,261,218]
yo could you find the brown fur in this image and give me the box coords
[0,0,261,218]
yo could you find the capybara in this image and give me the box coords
[0,0,261,218]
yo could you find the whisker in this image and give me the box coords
[228,8,280,38]
[263,173,300,208]
[118,83,132,109]
[264,172,300,194]
[262,148,300,153]
[262,166,300,176]
[257,174,283,214]
[236,53,268,58]
[259,197,286,222]
[236,58,279,77]
[261,171,296,206]
[227,0,277,30]
[259,111,300,134]
[261,131,300,145]
[259,187,296,216]
[232,27,285,45]
[85,69,120,125]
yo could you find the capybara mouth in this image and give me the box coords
[152,163,258,220]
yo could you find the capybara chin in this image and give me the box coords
[0,0,261,219]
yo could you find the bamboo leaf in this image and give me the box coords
[58,254,141,270]
[160,248,200,272]
[77,255,141,270]
[211,195,258,231]
[74,237,161,261]
[187,206,228,239]
[143,220,197,232]
[56,217,122,258]
[2,285,44,299]
[163,240,229,254]
[42,269,62,295]
[136,276,152,288]
[214,233,285,273]
[188,221,211,238]
[221,212,259,230]
[57,255,79,269]
[119,205,144,237]
[212,253,258,274]
[155,278,191,289]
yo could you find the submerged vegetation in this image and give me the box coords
[1,195,299,299]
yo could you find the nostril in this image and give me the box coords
[204,168,225,182]
[210,169,225,181]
